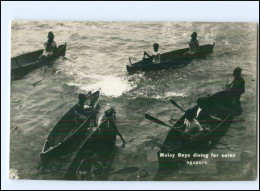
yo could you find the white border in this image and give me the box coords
[2,1,259,190]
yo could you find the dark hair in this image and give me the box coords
[191,32,197,38]
[185,109,194,122]
[153,43,159,49]
[233,67,242,77]
[78,94,86,104]
[48,31,54,38]
[105,107,116,117]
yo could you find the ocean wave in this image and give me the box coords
[66,74,136,98]
[146,91,187,100]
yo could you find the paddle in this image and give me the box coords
[145,114,185,135]
[89,167,139,180]
[114,125,126,147]
[145,114,174,129]
[32,71,59,87]
[32,69,63,87]
[32,76,49,87]
[92,88,101,108]
[129,57,133,65]
[170,99,186,112]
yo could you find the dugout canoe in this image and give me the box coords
[156,91,239,171]
[64,108,117,180]
[126,43,215,73]
[40,90,100,164]
[11,43,67,79]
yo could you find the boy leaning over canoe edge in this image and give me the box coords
[143,43,161,63]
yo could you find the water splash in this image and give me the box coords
[165,91,187,98]
[67,74,136,98]
[149,91,187,100]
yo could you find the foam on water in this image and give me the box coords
[136,91,187,100]
[67,74,136,98]
[165,91,187,98]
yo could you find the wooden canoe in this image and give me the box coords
[64,108,117,180]
[157,91,237,171]
[11,43,67,79]
[126,43,215,73]
[40,90,100,164]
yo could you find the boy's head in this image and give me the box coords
[78,94,86,104]
[191,32,197,39]
[153,43,159,52]
[104,107,116,117]
[233,67,242,77]
[48,31,55,39]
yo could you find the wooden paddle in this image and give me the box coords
[145,114,175,130]
[32,68,65,87]
[114,125,126,147]
[170,99,186,112]
[145,114,185,136]
[32,71,59,87]
[145,113,172,129]
[32,76,49,87]
[129,57,133,65]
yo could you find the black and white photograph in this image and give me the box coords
[2,1,259,190]
[9,20,257,181]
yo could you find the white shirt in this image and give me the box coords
[43,40,57,55]
[196,107,202,118]
[184,107,203,132]
[189,39,199,54]
[152,51,160,64]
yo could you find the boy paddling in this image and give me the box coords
[143,43,160,64]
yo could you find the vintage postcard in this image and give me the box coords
[10,21,258,181]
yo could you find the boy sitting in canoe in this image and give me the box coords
[39,31,58,60]
[182,97,212,134]
[209,67,245,115]
[225,67,245,105]
[96,106,126,147]
[188,32,199,54]
[76,107,126,179]
[143,43,160,64]
[75,92,93,119]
